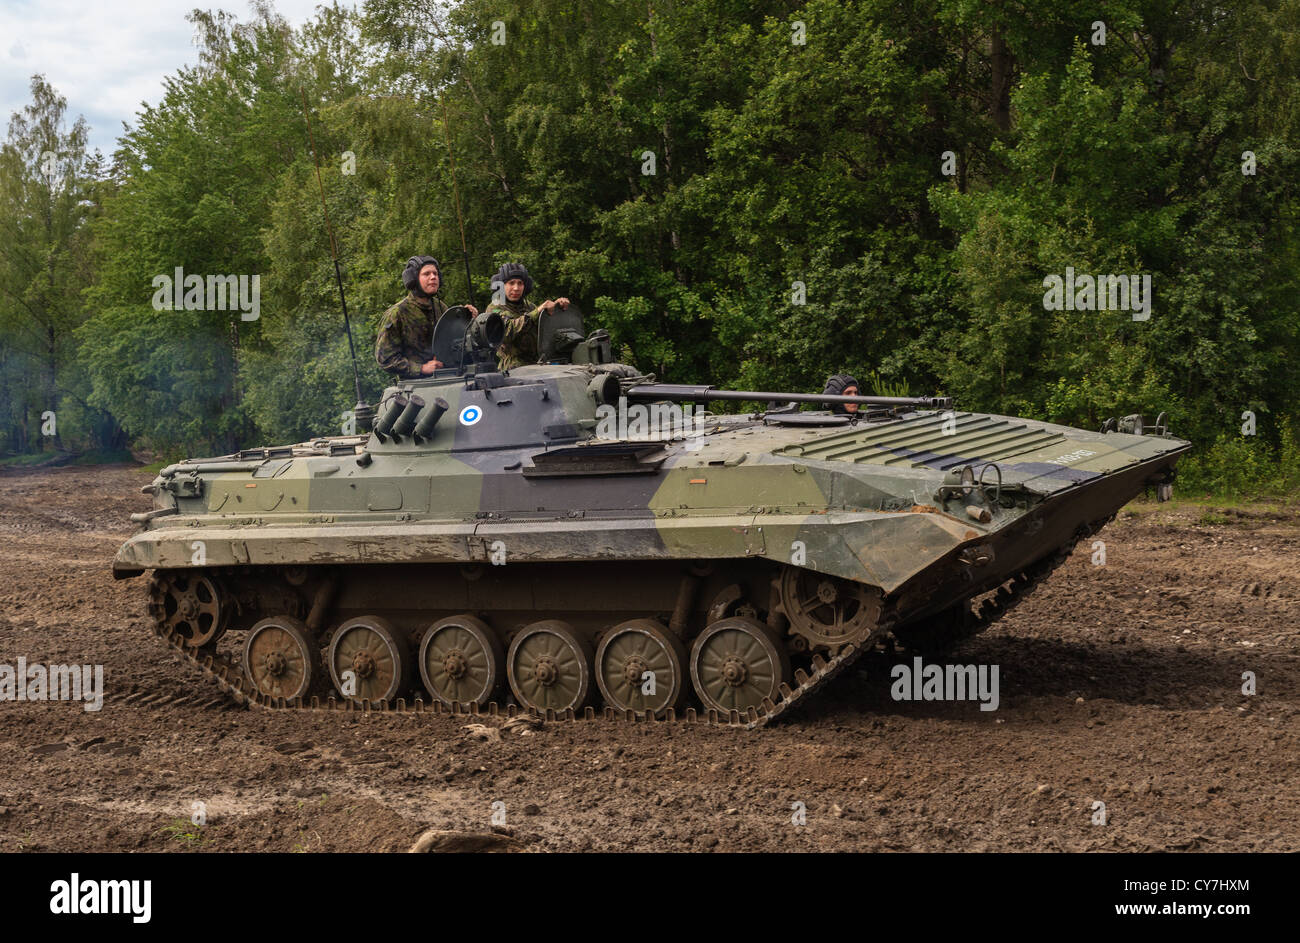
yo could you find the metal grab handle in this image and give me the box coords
[978,462,1002,509]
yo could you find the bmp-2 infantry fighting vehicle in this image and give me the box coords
[114,305,1190,727]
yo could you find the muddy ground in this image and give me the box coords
[0,464,1295,852]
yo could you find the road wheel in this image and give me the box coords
[507,620,593,713]
[418,614,504,708]
[328,616,412,702]
[690,616,792,715]
[243,616,319,700]
[595,619,688,716]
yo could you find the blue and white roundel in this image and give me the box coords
[458,404,483,426]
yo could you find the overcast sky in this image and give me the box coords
[1,0,340,157]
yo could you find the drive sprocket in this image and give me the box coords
[777,567,882,654]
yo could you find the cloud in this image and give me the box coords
[0,0,337,156]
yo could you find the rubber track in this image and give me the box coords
[145,530,1096,731]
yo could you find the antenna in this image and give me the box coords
[299,86,373,433]
[440,91,477,309]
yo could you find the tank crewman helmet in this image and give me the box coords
[402,255,441,297]
[492,261,535,295]
[823,373,861,414]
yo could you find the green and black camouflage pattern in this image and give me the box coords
[115,360,1190,633]
[374,292,448,378]
[487,296,539,371]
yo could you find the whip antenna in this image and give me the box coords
[300,86,373,433]
[440,91,477,309]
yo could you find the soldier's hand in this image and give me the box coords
[556,297,570,308]
[420,359,442,375]
[466,304,479,316]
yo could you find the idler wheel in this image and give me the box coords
[594,619,688,717]
[328,616,412,702]
[506,620,593,713]
[243,617,319,700]
[690,616,792,715]
[418,615,504,708]
[778,566,881,653]
[148,572,229,649]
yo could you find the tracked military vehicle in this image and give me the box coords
[114,305,1190,727]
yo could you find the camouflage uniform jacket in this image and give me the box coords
[375,292,448,379]
[488,296,540,371]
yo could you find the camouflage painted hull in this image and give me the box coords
[115,363,1189,718]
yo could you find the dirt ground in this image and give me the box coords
[0,464,1295,852]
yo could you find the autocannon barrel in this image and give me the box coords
[624,384,952,410]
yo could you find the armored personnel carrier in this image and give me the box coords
[114,305,1190,726]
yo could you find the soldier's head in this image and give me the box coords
[494,262,533,302]
[823,373,861,414]
[403,255,441,298]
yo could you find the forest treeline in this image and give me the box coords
[1,0,1297,496]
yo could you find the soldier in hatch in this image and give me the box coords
[374,255,479,378]
[823,373,862,414]
[487,262,570,371]
[770,373,864,415]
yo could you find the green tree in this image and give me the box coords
[0,75,109,454]
[82,6,305,455]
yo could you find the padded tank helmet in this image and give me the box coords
[493,262,534,295]
[403,256,441,296]
[823,373,861,414]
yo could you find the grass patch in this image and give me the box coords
[157,818,207,846]
[2,448,140,468]
[1119,492,1300,531]
[69,448,136,466]
[292,829,323,853]
[0,452,58,467]
[1176,421,1300,500]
